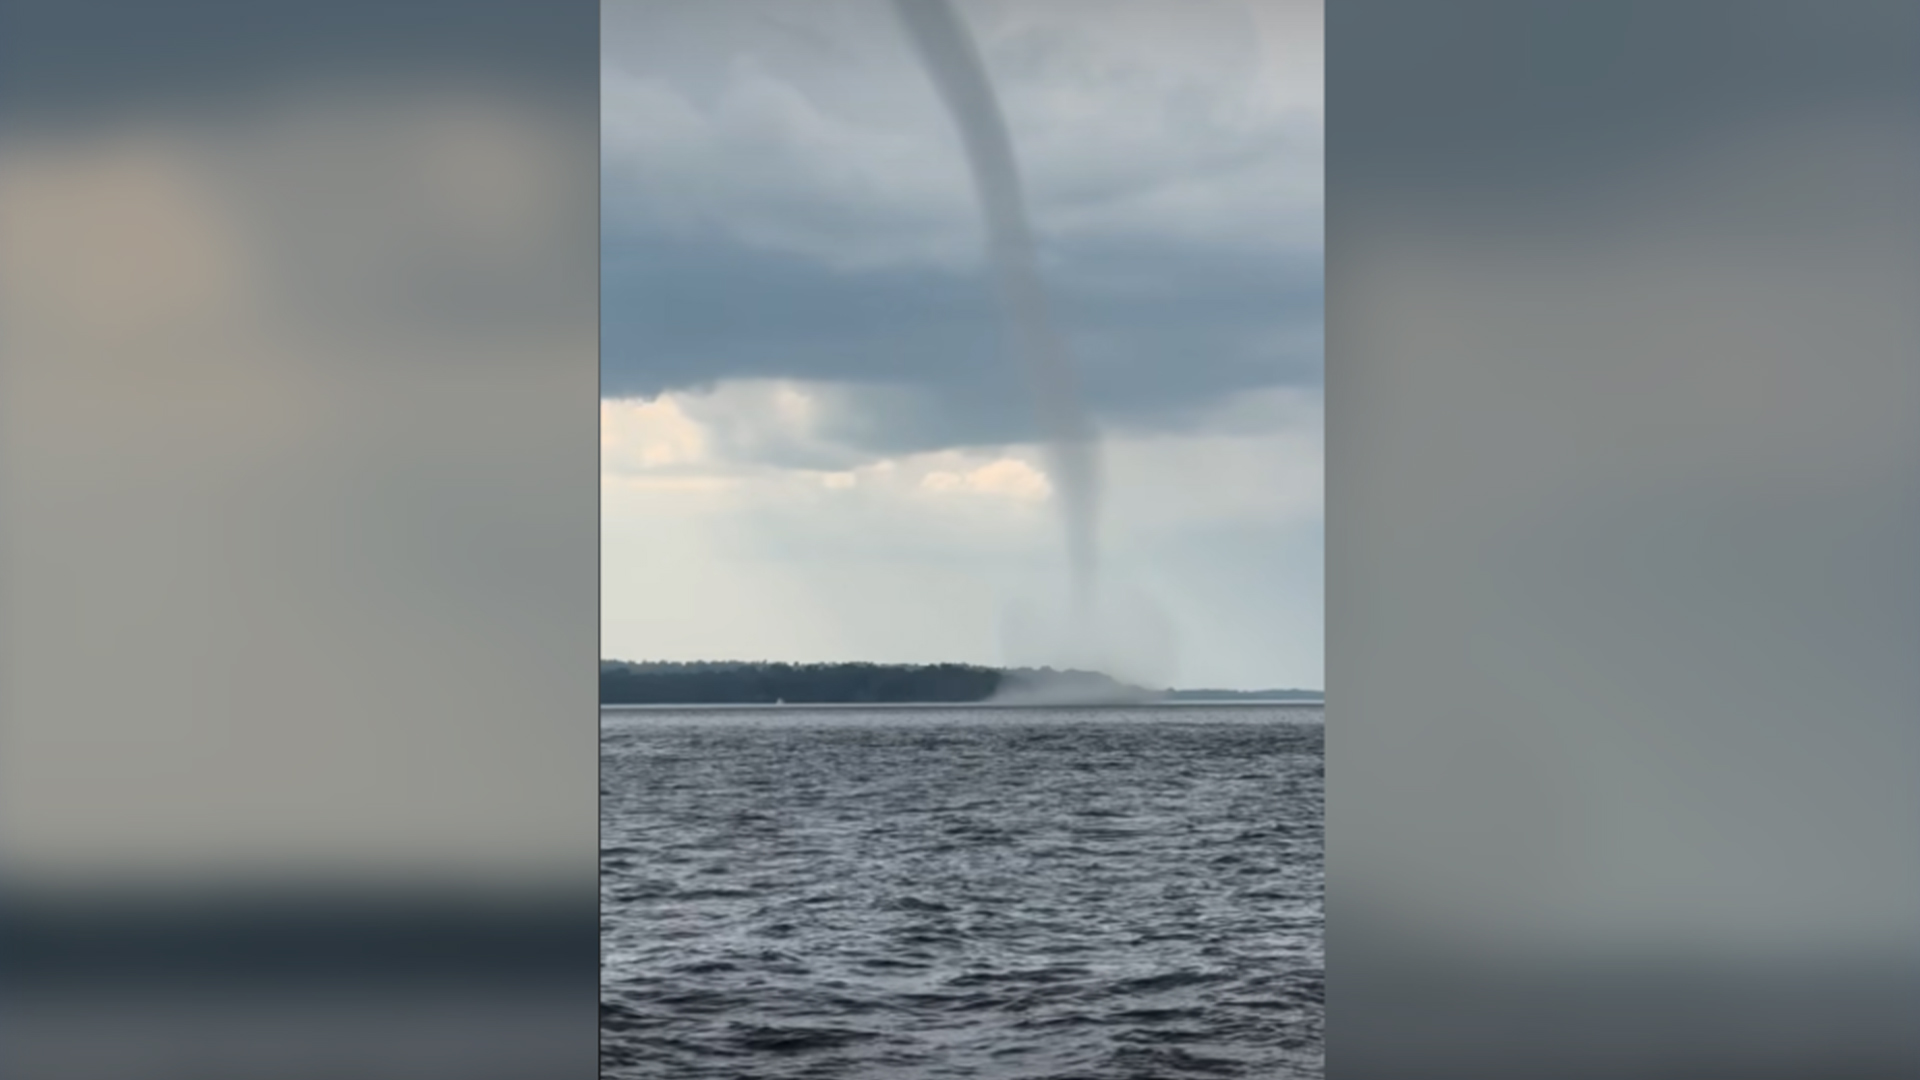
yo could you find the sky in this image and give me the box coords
[601,0,1322,691]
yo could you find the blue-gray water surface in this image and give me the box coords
[600,705,1323,1079]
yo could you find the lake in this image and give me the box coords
[601,704,1323,1079]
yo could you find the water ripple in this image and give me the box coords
[602,705,1323,1079]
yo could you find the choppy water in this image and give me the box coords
[600,705,1323,1079]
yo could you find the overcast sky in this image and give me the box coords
[601,0,1321,690]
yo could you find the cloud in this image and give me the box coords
[599,396,710,470]
[600,1,1323,456]
[602,0,1318,270]
[601,229,1320,450]
[601,57,965,271]
[600,377,1319,541]
[919,457,1051,500]
[600,378,1323,687]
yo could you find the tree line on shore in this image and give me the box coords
[600,659,1321,705]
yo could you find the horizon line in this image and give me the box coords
[600,657,1322,697]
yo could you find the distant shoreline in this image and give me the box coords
[601,699,1323,711]
[601,658,1319,709]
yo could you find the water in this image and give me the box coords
[600,705,1323,1079]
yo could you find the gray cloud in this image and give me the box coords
[600,9,1319,271]
[601,0,1321,459]
[602,228,1320,456]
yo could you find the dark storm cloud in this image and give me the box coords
[601,227,1321,454]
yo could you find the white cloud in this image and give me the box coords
[599,396,710,470]
[600,376,1321,687]
[919,457,1051,500]
[600,376,1317,528]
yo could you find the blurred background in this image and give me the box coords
[1328,2,1920,1076]
[0,1,600,1076]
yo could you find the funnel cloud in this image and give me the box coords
[599,0,1324,693]
[890,0,1102,629]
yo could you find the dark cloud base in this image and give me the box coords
[602,228,1321,455]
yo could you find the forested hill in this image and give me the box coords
[600,660,1322,706]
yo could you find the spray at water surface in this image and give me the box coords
[889,0,1102,635]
